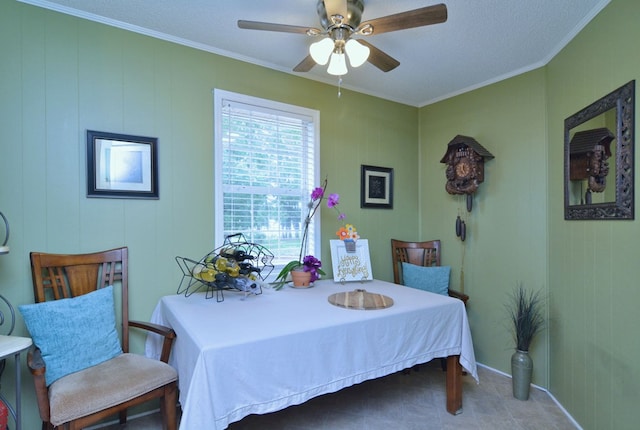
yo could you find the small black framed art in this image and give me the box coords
[361,165,393,209]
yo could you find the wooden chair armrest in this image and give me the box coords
[27,347,51,422]
[27,346,46,375]
[129,320,176,363]
[129,320,175,338]
[447,289,469,305]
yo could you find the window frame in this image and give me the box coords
[213,89,321,279]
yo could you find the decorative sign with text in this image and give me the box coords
[330,239,373,283]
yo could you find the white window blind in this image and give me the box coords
[214,90,320,271]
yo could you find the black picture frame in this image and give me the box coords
[87,130,159,199]
[361,165,393,209]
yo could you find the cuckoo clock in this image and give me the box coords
[440,135,494,241]
[569,127,614,203]
[440,135,494,209]
[440,135,494,242]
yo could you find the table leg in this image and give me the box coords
[445,355,462,415]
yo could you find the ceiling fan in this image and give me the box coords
[238,0,447,76]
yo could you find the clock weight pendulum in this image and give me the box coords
[455,214,467,242]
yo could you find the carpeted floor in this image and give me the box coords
[96,361,579,429]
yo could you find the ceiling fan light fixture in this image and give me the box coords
[309,37,334,65]
[327,52,348,76]
[239,2,449,78]
[345,39,369,68]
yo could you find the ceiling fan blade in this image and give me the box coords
[238,20,318,35]
[293,55,316,73]
[323,0,348,24]
[357,40,400,72]
[357,3,447,36]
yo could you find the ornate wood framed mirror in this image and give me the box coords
[564,80,635,220]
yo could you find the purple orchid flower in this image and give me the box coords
[327,193,340,208]
[302,255,323,282]
[311,187,324,201]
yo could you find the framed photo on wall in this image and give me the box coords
[87,130,159,199]
[361,165,393,209]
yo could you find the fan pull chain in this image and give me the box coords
[337,77,342,98]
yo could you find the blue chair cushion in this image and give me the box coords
[19,285,123,386]
[401,262,450,296]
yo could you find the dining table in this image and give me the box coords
[145,278,478,430]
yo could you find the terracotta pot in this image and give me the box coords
[290,269,312,287]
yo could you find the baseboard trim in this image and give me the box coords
[476,362,583,430]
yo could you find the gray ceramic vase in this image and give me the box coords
[511,349,533,400]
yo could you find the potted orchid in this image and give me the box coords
[273,178,344,290]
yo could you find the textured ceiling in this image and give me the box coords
[20,0,610,107]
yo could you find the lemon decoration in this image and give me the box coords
[227,265,240,277]
[199,269,216,282]
[215,257,228,272]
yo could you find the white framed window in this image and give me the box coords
[213,89,321,277]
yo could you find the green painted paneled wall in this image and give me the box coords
[418,0,640,429]
[0,2,418,428]
[418,70,549,386]
[3,0,638,428]
[546,0,640,428]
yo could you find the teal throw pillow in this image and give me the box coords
[19,285,123,386]
[401,262,450,296]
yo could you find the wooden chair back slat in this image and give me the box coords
[391,239,441,284]
[390,238,468,305]
[30,247,130,352]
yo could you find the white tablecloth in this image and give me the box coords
[146,279,477,430]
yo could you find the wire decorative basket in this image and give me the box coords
[176,233,274,302]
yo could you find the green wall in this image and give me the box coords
[419,0,640,429]
[546,0,640,428]
[0,2,418,428]
[2,0,638,429]
[419,70,549,385]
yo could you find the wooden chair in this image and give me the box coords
[391,239,469,373]
[391,239,468,304]
[27,247,178,430]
